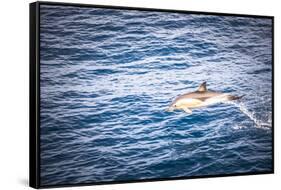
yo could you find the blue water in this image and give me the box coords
[39,5,273,186]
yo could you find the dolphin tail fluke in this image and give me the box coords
[227,95,245,101]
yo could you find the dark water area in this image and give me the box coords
[39,5,272,186]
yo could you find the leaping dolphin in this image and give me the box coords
[166,82,243,114]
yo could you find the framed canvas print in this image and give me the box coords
[29,1,274,188]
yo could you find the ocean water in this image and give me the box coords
[39,5,273,186]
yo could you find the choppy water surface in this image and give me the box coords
[40,5,273,186]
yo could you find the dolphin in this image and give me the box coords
[166,82,243,114]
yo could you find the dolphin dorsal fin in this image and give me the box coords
[197,82,207,92]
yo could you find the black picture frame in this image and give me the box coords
[30,1,274,189]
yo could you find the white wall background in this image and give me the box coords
[0,0,279,189]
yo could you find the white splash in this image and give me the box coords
[227,101,271,129]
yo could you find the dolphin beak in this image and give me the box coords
[165,107,174,112]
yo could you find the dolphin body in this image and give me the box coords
[167,82,242,114]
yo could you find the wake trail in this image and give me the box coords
[228,101,271,129]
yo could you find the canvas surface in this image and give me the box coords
[39,4,273,186]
